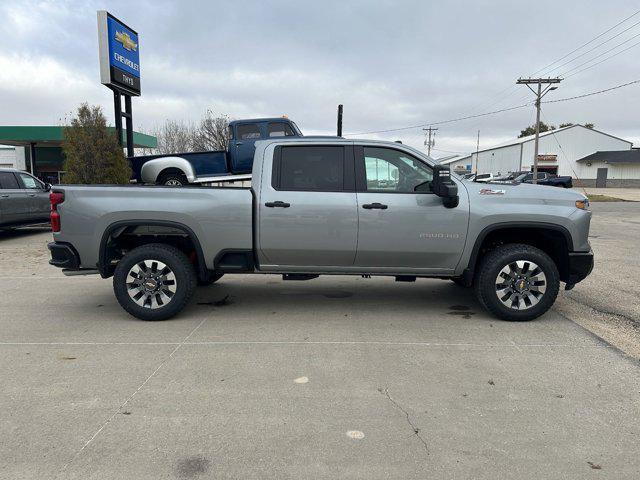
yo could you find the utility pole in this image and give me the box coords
[337,104,343,137]
[423,126,438,156]
[475,130,480,174]
[516,77,561,183]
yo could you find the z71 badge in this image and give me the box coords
[479,188,506,195]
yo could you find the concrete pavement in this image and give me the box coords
[580,187,640,201]
[1,216,639,479]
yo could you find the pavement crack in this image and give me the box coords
[565,293,639,326]
[378,387,429,454]
[59,317,208,476]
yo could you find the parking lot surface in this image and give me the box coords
[1,207,639,479]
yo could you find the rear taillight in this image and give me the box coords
[50,192,64,232]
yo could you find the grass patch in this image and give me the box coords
[587,194,627,202]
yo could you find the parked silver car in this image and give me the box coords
[0,168,50,229]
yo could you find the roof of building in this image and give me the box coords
[440,124,632,165]
[0,126,157,148]
[577,149,640,164]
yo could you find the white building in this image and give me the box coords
[441,125,638,187]
[0,145,25,170]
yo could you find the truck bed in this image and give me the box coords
[52,184,253,271]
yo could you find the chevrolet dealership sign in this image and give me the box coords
[97,11,141,95]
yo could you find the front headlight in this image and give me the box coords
[575,199,590,210]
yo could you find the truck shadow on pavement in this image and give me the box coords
[0,225,50,241]
[186,278,491,324]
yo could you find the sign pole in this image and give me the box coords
[124,94,134,157]
[113,89,123,147]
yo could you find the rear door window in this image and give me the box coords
[0,172,20,189]
[277,146,345,191]
[237,123,261,140]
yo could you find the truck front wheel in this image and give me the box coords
[113,243,197,321]
[474,244,560,321]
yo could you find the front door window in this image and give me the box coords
[363,147,433,193]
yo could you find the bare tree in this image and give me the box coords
[152,120,196,154]
[145,112,231,155]
[193,110,230,151]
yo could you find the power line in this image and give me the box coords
[562,38,640,79]
[558,30,640,77]
[347,75,640,138]
[478,11,640,116]
[451,11,640,129]
[345,103,532,136]
[544,78,640,103]
[530,9,640,76]
[547,18,640,76]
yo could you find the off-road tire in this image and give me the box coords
[113,243,197,321]
[475,243,560,321]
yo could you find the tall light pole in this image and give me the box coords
[516,77,561,183]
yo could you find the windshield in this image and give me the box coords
[514,173,528,182]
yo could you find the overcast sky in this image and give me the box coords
[1,0,639,156]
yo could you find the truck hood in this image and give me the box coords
[461,179,587,204]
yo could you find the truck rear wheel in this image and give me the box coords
[113,243,197,321]
[474,243,559,321]
[158,172,188,186]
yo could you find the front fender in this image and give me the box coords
[140,157,197,184]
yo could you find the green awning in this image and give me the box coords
[0,126,157,148]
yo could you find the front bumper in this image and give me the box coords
[48,242,80,270]
[567,249,594,285]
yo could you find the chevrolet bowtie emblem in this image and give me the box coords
[115,31,137,51]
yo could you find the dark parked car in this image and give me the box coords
[514,172,573,188]
[0,168,50,229]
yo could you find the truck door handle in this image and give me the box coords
[265,201,290,208]
[362,202,388,210]
[28,193,36,197]
[0,194,9,198]
[235,142,243,146]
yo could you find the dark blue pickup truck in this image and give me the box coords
[130,117,302,185]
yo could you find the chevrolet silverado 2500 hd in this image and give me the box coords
[48,138,593,321]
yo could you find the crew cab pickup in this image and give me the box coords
[129,117,302,186]
[48,138,594,322]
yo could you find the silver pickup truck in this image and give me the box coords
[48,138,593,322]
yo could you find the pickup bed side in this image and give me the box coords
[51,185,253,276]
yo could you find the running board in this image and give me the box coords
[283,274,319,281]
[395,275,416,282]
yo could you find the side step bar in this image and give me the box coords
[395,276,416,282]
[283,274,319,281]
